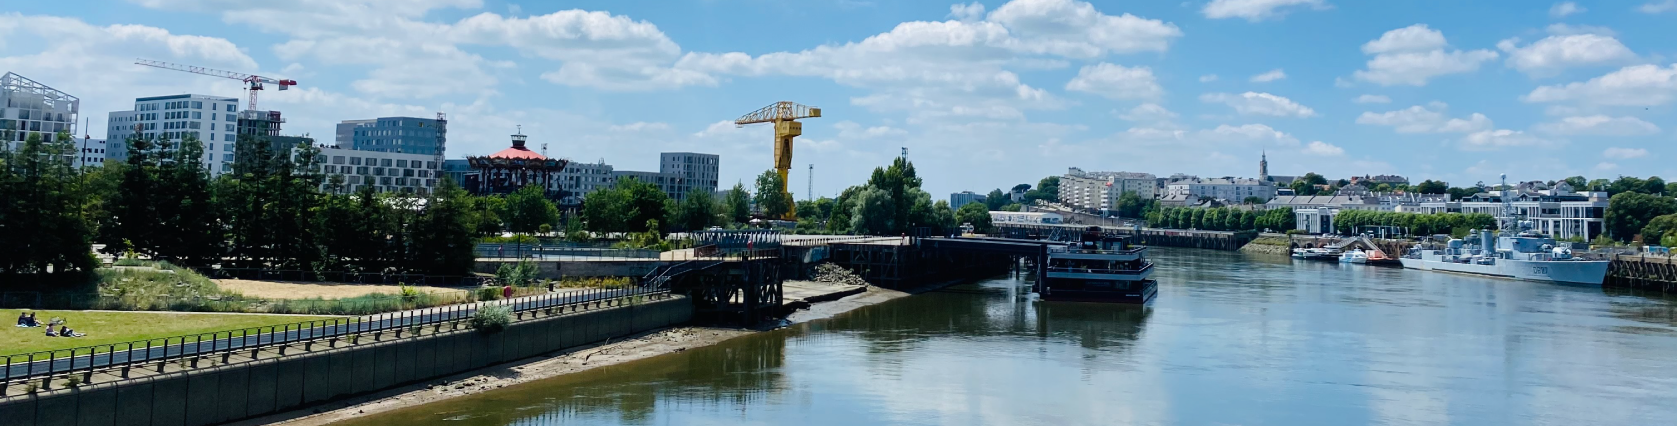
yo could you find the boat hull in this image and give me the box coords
[1040,280,1157,304]
[1399,258,1608,285]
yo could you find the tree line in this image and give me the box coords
[1328,210,1497,237]
[1145,206,1295,232]
[0,130,480,284]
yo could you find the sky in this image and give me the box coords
[3,0,1676,199]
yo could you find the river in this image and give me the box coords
[339,248,1677,425]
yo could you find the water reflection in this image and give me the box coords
[344,248,1677,426]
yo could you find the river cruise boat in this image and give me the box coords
[1399,174,1609,285]
[1039,227,1158,304]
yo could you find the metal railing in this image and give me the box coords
[2,285,671,389]
[473,243,662,261]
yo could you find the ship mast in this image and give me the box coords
[1498,173,1515,234]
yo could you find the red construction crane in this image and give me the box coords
[135,58,297,110]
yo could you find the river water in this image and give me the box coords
[342,248,1677,426]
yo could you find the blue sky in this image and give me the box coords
[3,0,1676,198]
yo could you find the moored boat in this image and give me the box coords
[1039,227,1157,304]
[1398,174,1609,285]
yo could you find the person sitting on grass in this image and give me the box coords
[25,312,39,327]
[44,326,57,337]
[14,312,25,327]
[59,325,84,337]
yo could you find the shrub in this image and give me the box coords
[476,287,501,301]
[471,305,512,333]
[495,261,539,287]
[399,283,421,303]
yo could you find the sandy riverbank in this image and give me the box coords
[244,280,938,426]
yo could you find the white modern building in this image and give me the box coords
[1165,177,1276,203]
[1412,183,1606,240]
[314,146,441,195]
[950,191,986,209]
[1,72,79,155]
[990,211,1064,225]
[107,94,244,175]
[557,160,615,205]
[1059,168,1158,212]
[74,138,105,168]
[661,152,720,200]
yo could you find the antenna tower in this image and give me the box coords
[807,164,813,201]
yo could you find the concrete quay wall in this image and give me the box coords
[0,297,692,426]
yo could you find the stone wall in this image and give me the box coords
[0,297,692,426]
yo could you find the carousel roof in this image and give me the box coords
[487,145,546,160]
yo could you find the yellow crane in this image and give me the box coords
[734,101,821,219]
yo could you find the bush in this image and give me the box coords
[471,304,512,333]
[479,235,539,244]
[495,261,539,287]
[476,287,501,301]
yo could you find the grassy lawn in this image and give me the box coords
[2,309,339,357]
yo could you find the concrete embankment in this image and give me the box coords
[1238,236,1293,256]
[0,297,692,426]
[258,277,956,425]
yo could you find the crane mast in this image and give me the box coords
[735,101,821,220]
[135,59,298,110]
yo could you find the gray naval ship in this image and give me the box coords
[1399,174,1609,286]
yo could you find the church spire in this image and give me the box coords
[1259,150,1270,182]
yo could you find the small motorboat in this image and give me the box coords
[1338,249,1369,264]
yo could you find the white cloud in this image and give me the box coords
[1353,94,1391,104]
[1353,24,1498,86]
[1496,34,1635,77]
[0,13,262,139]
[1595,161,1619,171]
[1249,69,1286,82]
[1524,64,1677,106]
[1549,2,1585,18]
[680,0,1181,122]
[1202,0,1328,22]
[1199,74,1219,82]
[1200,92,1317,117]
[950,2,986,21]
[1460,129,1550,151]
[1356,104,1492,133]
[1545,23,1616,37]
[1536,115,1661,135]
[1302,141,1345,156]
[1603,147,1649,159]
[1639,1,1677,14]
[833,121,908,139]
[1065,63,1162,100]
[1115,103,1178,122]
[607,122,670,132]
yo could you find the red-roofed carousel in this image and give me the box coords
[464,133,568,197]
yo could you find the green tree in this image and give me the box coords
[675,187,719,231]
[1000,203,1023,212]
[722,182,751,224]
[1242,196,1266,205]
[1605,192,1677,242]
[407,177,477,275]
[1640,214,1677,245]
[827,186,863,234]
[930,200,958,235]
[956,202,993,234]
[1413,179,1448,194]
[850,186,897,235]
[499,185,559,234]
[753,169,793,219]
[1562,176,1587,190]
[984,188,1008,211]
[1646,176,1667,195]
[0,130,97,278]
[583,177,670,233]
